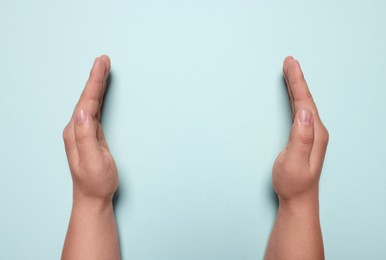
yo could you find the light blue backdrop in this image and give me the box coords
[1,0,385,259]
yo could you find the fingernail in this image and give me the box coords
[299,109,313,126]
[76,109,87,125]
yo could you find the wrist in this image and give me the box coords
[72,189,114,211]
[71,198,114,220]
[278,190,320,215]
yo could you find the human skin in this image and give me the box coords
[61,55,120,260]
[265,57,329,260]
[61,55,327,260]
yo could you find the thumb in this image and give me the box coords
[74,109,101,167]
[287,109,315,164]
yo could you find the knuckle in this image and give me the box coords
[75,133,87,145]
[298,133,314,146]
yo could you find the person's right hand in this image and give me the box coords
[272,56,329,205]
[62,55,118,203]
[62,56,120,260]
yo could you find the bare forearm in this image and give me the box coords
[62,197,120,260]
[265,196,324,260]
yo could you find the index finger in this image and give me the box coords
[283,56,320,122]
[74,55,111,120]
[283,56,329,168]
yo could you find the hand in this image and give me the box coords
[62,55,118,203]
[62,56,120,260]
[272,56,329,205]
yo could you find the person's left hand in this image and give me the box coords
[272,57,329,205]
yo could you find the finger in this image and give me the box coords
[99,55,111,104]
[283,57,329,168]
[283,56,319,120]
[74,109,102,167]
[286,109,315,166]
[100,55,111,80]
[282,59,296,119]
[75,56,109,121]
[97,55,111,121]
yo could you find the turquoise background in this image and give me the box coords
[1,0,386,259]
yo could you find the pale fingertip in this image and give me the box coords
[100,54,110,62]
[90,57,102,74]
[284,56,295,63]
[287,59,304,84]
[89,57,99,76]
[90,57,106,82]
[283,56,295,76]
[93,56,101,67]
[100,55,111,77]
